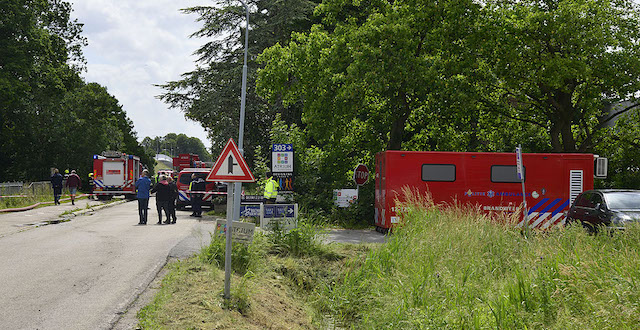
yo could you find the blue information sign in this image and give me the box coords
[263,204,296,219]
[240,204,261,217]
[272,144,293,152]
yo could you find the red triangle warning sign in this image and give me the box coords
[206,138,255,182]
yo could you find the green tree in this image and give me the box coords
[476,0,640,152]
[258,0,481,152]
[0,0,87,180]
[157,0,320,165]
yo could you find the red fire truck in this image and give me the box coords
[375,151,608,232]
[93,151,143,200]
[172,153,208,171]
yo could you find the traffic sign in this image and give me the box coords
[206,138,255,182]
[353,164,370,186]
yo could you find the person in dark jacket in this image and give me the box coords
[167,176,178,224]
[65,170,82,205]
[189,174,206,217]
[50,168,64,205]
[150,175,171,224]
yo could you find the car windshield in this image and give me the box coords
[179,172,207,184]
[604,192,640,210]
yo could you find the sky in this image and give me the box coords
[68,0,211,149]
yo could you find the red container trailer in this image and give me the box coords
[375,151,608,231]
[93,151,143,200]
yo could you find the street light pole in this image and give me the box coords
[225,0,249,301]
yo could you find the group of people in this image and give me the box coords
[50,168,82,205]
[135,170,207,225]
[135,170,176,225]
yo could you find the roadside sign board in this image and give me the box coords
[207,138,255,182]
[516,147,524,181]
[334,189,358,207]
[353,164,369,186]
[260,203,298,232]
[215,220,255,244]
[272,144,293,172]
[240,204,261,218]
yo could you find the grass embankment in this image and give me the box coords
[317,191,640,329]
[137,191,640,329]
[137,223,370,329]
[0,185,58,209]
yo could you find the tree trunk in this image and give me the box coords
[387,92,411,150]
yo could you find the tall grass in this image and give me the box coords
[315,188,640,329]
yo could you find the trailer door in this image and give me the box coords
[103,161,125,186]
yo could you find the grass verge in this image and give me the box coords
[315,189,640,329]
[136,222,368,329]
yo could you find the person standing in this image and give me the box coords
[50,168,64,205]
[65,170,81,205]
[189,174,205,217]
[151,175,172,224]
[88,173,94,200]
[167,176,178,224]
[263,172,279,204]
[135,170,152,225]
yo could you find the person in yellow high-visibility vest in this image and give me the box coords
[263,172,279,204]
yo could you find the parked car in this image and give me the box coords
[567,189,640,230]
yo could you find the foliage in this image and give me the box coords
[141,133,211,161]
[476,0,640,152]
[314,191,640,328]
[157,0,320,163]
[267,220,325,257]
[0,0,151,182]
[596,106,640,188]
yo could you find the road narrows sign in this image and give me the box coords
[206,138,255,182]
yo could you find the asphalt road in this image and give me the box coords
[0,198,386,329]
[0,198,217,330]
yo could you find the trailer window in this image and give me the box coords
[491,165,523,183]
[422,164,456,182]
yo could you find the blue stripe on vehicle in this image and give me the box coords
[95,180,104,188]
[528,198,549,215]
[550,199,570,217]
[178,190,190,202]
[536,198,562,216]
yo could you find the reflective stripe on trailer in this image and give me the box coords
[94,180,104,188]
[518,198,570,229]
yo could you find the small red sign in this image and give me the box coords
[106,170,121,175]
[353,164,369,186]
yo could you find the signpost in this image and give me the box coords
[272,144,294,193]
[516,145,529,235]
[334,189,358,207]
[206,138,255,300]
[260,203,298,232]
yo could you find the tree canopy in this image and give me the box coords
[141,134,211,162]
[157,0,320,161]
[1,0,152,181]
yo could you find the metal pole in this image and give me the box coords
[224,184,233,299]
[233,0,249,237]
[226,0,249,301]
